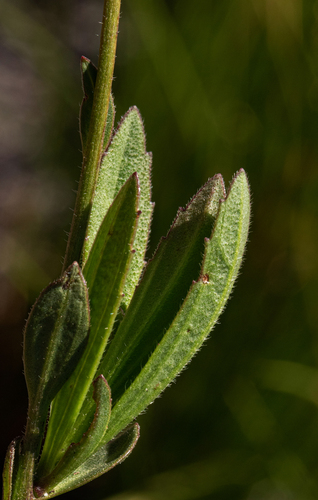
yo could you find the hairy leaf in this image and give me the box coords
[82,107,153,310]
[101,174,226,403]
[63,174,225,446]
[103,169,250,442]
[35,376,111,496]
[38,424,140,499]
[2,438,21,500]
[23,263,90,439]
[38,173,139,478]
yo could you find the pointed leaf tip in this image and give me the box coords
[83,106,153,310]
[102,171,250,442]
[99,173,226,407]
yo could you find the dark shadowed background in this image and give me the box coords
[1,0,318,499]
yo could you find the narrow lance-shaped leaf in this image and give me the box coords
[35,376,111,497]
[23,263,90,447]
[101,174,226,403]
[66,174,225,444]
[82,107,153,311]
[38,424,140,499]
[38,173,140,478]
[103,169,250,442]
[80,56,115,156]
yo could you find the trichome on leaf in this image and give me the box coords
[2,1,251,499]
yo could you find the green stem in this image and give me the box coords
[63,0,121,272]
[11,405,44,500]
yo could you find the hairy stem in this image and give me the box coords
[11,404,44,500]
[63,0,121,272]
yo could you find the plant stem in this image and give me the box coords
[63,0,121,272]
[11,405,44,500]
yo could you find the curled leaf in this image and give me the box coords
[35,376,111,496]
[36,424,140,499]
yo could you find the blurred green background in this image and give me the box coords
[1,0,318,498]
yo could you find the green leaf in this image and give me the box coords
[80,56,115,155]
[82,107,153,310]
[2,438,21,500]
[100,174,226,404]
[38,424,140,499]
[103,169,250,442]
[35,376,111,496]
[60,174,224,449]
[38,173,139,478]
[23,263,90,440]
[64,174,224,448]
